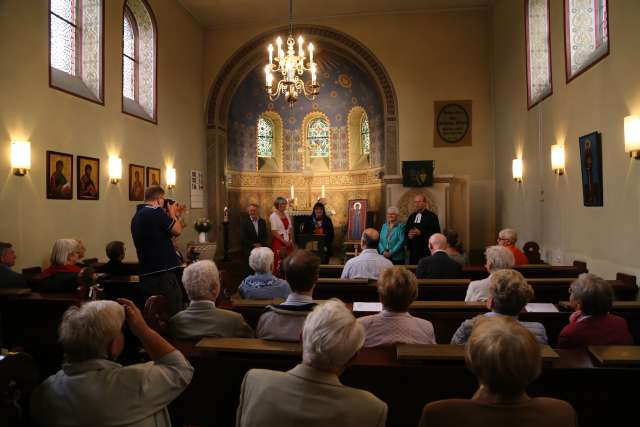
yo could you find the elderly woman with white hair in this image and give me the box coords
[169,260,253,339]
[238,247,291,299]
[452,269,547,345]
[378,206,406,264]
[497,228,529,265]
[422,316,575,427]
[30,298,193,427]
[237,299,388,427]
[34,238,83,292]
[465,245,515,302]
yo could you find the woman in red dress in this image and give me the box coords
[269,197,294,277]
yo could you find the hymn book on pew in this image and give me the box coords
[353,302,383,312]
[524,303,559,313]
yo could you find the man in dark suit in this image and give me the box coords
[0,242,28,288]
[416,233,462,279]
[240,204,269,271]
[405,194,441,265]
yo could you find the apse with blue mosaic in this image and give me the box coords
[228,51,384,171]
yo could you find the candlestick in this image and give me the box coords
[290,185,295,200]
[321,185,325,198]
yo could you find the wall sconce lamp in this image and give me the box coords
[624,115,640,159]
[512,158,523,183]
[11,141,31,176]
[551,144,565,175]
[108,156,122,184]
[166,167,176,190]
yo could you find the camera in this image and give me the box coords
[163,198,175,210]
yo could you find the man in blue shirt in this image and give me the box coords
[131,186,184,315]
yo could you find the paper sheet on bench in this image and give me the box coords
[353,302,383,312]
[525,303,558,313]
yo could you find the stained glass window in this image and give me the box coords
[360,114,370,155]
[123,0,156,121]
[565,0,609,81]
[526,0,552,108]
[307,118,330,158]
[123,11,136,100]
[257,117,274,157]
[50,0,77,75]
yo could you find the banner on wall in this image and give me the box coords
[190,170,204,209]
[433,100,472,147]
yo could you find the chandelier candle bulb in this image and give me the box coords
[298,36,303,57]
[308,43,314,63]
[268,44,273,65]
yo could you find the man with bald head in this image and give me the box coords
[416,233,463,279]
[341,228,393,280]
[405,194,441,265]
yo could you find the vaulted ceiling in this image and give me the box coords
[178,0,490,29]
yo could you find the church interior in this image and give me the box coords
[1,1,640,426]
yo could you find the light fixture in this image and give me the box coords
[108,156,122,184]
[512,158,523,183]
[10,141,31,176]
[166,167,176,189]
[624,115,640,159]
[551,144,565,175]
[264,0,319,107]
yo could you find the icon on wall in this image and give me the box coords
[46,151,73,200]
[77,156,99,200]
[579,131,603,207]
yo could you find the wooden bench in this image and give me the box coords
[397,343,560,362]
[168,339,640,427]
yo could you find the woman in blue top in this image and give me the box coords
[378,206,406,265]
[238,247,291,299]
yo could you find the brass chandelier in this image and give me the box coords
[264,0,319,106]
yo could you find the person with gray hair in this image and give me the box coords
[238,247,291,299]
[558,273,633,347]
[169,260,253,339]
[378,206,406,264]
[341,228,393,280]
[0,242,28,288]
[416,233,463,278]
[421,316,576,427]
[270,196,294,277]
[465,245,515,302]
[237,299,388,427]
[497,228,529,265]
[33,239,82,292]
[30,298,193,427]
[240,203,268,272]
[452,269,547,345]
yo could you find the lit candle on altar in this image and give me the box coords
[290,185,295,200]
[321,185,325,198]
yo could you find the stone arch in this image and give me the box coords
[205,25,399,247]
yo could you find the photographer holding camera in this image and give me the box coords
[131,185,184,315]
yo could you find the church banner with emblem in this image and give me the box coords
[434,100,472,147]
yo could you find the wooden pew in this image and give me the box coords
[168,338,640,427]
[313,277,636,303]
[397,343,560,362]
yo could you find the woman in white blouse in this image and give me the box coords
[270,196,294,277]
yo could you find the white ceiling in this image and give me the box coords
[178,0,490,29]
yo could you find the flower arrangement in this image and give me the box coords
[194,218,212,233]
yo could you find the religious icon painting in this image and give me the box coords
[129,164,145,201]
[146,167,161,187]
[579,131,603,207]
[347,199,368,242]
[402,160,434,187]
[77,156,99,200]
[46,151,73,200]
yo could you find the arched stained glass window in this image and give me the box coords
[49,0,103,103]
[122,0,156,122]
[360,114,370,155]
[257,117,274,158]
[307,118,330,158]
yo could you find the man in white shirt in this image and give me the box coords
[341,228,393,280]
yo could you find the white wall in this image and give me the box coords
[0,0,206,270]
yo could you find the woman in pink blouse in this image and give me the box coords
[358,267,436,347]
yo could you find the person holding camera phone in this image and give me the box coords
[131,185,184,315]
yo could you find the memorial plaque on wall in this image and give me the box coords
[434,100,472,147]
